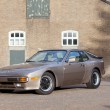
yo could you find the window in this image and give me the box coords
[9,31,26,46]
[62,30,79,46]
[86,51,99,59]
[79,51,89,61]
[67,51,82,62]
[27,0,50,18]
[28,50,67,62]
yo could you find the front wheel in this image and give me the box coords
[86,69,101,89]
[35,72,55,95]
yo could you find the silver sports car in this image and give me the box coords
[0,49,105,95]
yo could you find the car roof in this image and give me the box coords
[39,49,84,52]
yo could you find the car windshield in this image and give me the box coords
[27,50,67,62]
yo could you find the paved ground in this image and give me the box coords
[0,81,110,110]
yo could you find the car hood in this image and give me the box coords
[0,62,51,76]
[0,62,47,70]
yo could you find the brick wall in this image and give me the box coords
[0,0,110,74]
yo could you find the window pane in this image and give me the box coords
[29,50,66,62]
[68,39,72,45]
[68,33,72,37]
[73,33,76,37]
[73,39,77,45]
[63,39,67,45]
[57,52,64,59]
[10,39,14,45]
[15,39,19,45]
[15,33,19,37]
[86,51,98,58]
[31,52,47,62]
[67,51,81,62]
[11,33,14,37]
[20,39,24,45]
[79,51,89,61]
[20,33,24,37]
[64,33,67,37]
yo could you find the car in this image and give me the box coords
[0,49,105,95]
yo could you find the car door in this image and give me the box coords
[63,51,85,86]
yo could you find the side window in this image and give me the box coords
[79,51,89,61]
[67,51,82,62]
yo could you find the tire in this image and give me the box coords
[35,72,55,95]
[86,69,101,89]
[0,90,14,93]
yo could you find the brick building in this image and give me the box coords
[0,0,110,74]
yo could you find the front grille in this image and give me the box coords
[7,78,18,82]
[0,77,8,82]
[0,76,26,89]
[0,82,15,88]
[0,77,19,82]
[0,76,28,83]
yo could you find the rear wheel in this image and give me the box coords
[35,72,55,95]
[86,69,101,89]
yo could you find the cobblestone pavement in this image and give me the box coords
[0,81,110,110]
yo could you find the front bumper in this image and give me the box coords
[0,76,40,90]
[0,82,26,90]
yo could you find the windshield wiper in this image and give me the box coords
[26,60,35,62]
[38,60,55,62]
[38,60,49,62]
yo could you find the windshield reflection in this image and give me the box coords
[27,50,67,62]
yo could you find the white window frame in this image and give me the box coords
[62,30,79,47]
[9,31,26,46]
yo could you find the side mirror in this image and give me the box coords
[25,59,29,62]
[25,58,30,62]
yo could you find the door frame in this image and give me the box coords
[62,50,85,85]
